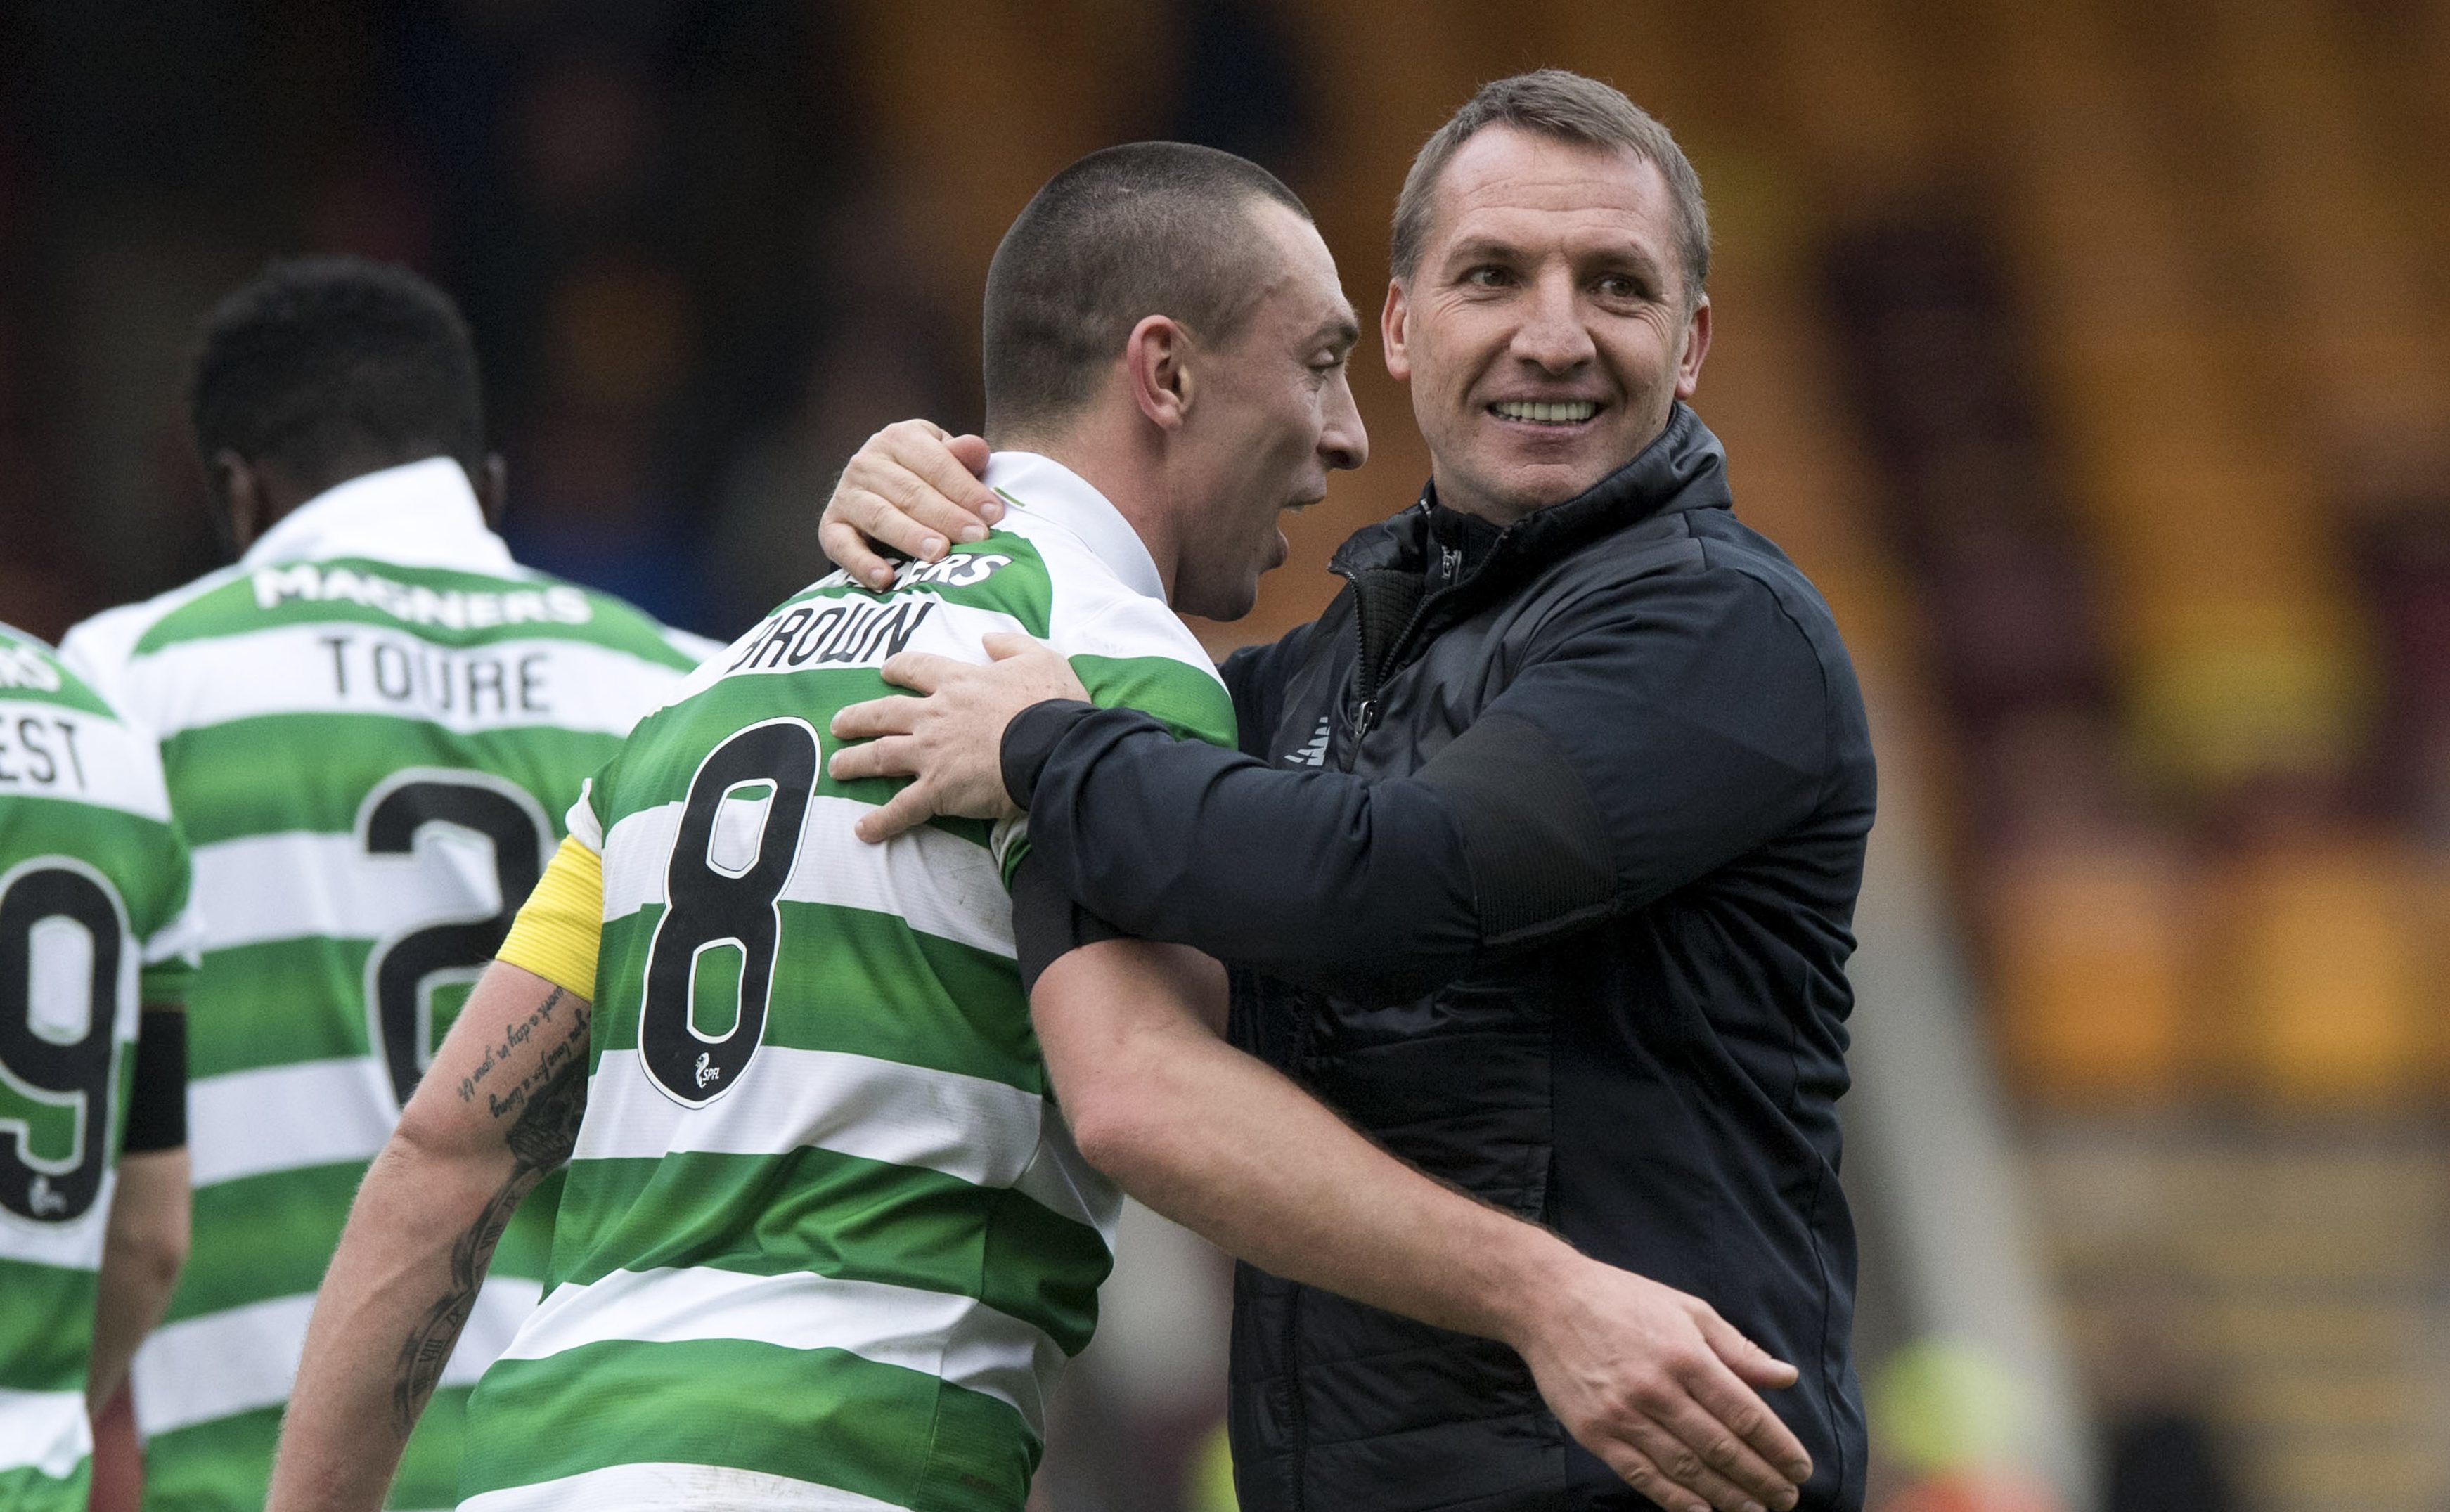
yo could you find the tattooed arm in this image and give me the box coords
[266,962,590,1512]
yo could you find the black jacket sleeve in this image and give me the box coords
[1007,851,1128,995]
[1005,566,1831,992]
[1002,702,1481,999]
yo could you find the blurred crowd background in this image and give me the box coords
[7,2,2449,1510]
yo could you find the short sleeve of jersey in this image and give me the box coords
[138,832,202,1006]
[565,773,610,855]
[3,621,203,1006]
[498,763,619,997]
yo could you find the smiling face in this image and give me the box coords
[1168,200,1368,620]
[1384,125,1710,526]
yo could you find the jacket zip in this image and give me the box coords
[1348,697,1379,746]
[1339,542,1467,770]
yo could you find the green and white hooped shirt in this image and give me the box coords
[0,621,199,1512]
[452,451,1236,1512]
[60,458,718,1512]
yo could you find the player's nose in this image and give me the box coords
[1322,371,1368,471]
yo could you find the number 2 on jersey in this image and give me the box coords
[639,718,818,1108]
[0,858,127,1225]
[359,773,553,1107]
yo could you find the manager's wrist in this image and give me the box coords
[1485,1225,1587,1352]
[998,699,1098,810]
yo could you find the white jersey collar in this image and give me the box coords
[238,456,520,574]
[985,451,1167,603]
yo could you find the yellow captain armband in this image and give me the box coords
[498,835,604,1000]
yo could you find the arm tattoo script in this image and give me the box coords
[456,979,581,1119]
[390,989,589,1435]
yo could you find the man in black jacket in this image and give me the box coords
[825,71,1874,1512]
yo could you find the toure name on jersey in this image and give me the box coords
[318,632,554,718]
[0,711,86,789]
[254,563,593,630]
[726,597,936,676]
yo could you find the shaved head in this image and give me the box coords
[982,141,1313,437]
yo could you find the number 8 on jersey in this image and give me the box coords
[638,718,818,1108]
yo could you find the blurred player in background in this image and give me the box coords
[60,258,718,1512]
[264,143,1807,1512]
[0,623,199,1511]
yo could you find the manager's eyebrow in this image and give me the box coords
[1444,233,1668,275]
[1442,233,1527,267]
[1317,307,1362,349]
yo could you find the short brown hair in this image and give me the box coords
[984,141,1311,437]
[1390,70,1709,305]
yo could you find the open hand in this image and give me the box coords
[827,633,1088,841]
[818,420,1002,590]
[1511,1257,1813,1512]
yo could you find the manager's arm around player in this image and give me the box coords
[1026,919,1812,1512]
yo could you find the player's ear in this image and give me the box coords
[1381,279,1412,382]
[475,453,510,527]
[1125,315,1192,431]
